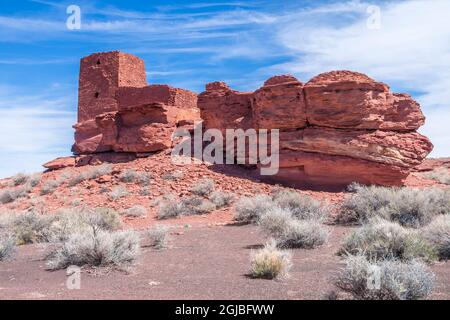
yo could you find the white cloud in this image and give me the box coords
[0,86,75,178]
[269,0,450,157]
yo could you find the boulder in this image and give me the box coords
[279,128,433,168]
[43,157,76,170]
[304,71,425,130]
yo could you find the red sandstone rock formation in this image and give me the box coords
[69,50,432,188]
[198,72,433,187]
[72,51,200,155]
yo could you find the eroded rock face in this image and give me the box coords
[197,83,253,134]
[253,75,307,130]
[304,71,425,130]
[198,71,433,187]
[73,51,200,155]
[71,50,432,188]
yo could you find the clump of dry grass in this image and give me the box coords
[250,241,291,279]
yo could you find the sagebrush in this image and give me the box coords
[339,184,450,227]
[335,254,434,300]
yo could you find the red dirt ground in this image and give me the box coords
[0,154,449,299]
[1,224,449,300]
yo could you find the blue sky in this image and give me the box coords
[0,0,449,177]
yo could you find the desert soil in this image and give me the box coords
[0,155,449,300]
[0,223,449,300]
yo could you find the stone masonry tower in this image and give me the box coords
[77,51,147,122]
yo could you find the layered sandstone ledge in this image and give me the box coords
[48,51,433,188]
[198,71,433,187]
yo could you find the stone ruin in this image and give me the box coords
[64,51,433,189]
[72,51,200,155]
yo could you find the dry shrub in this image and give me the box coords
[272,190,329,221]
[68,164,113,187]
[340,218,437,263]
[122,205,147,217]
[234,195,276,224]
[157,195,216,219]
[46,228,140,270]
[423,168,450,185]
[424,215,450,260]
[119,170,152,185]
[109,186,128,200]
[336,254,434,300]
[190,178,215,196]
[162,170,184,181]
[339,184,450,227]
[209,191,234,208]
[144,225,170,249]
[0,233,16,261]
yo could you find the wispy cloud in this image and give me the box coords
[266,0,450,157]
[0,85,75,177]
